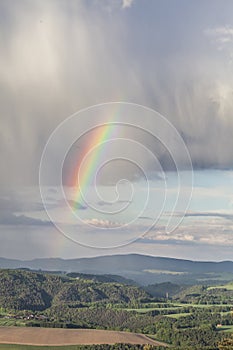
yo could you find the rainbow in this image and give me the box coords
[73,123,117,209]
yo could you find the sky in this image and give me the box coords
[0,0,233,261]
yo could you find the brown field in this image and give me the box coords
[0,327,168,347]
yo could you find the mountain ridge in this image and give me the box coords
[1,254,233,285]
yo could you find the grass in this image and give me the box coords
[147,334,159,340]
[220,312,231,317]
[166,313,192,319]
[207,283,233,291]
[217,325,233,333]
[0,309,8,316]
[173,302,233,308]
[0,319,25,327]
[125,302,233,314]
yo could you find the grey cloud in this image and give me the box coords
[0,0,233,188]
[138,216,154,221]
[48,188,58,194]
[97,201,113,207]
[42,197,87,210]
[138,237,198,246]
[97,199,132,207]
[184,212,233,221]
[65,200,87,210]
[0,196,44,213]
[0,213,52,226]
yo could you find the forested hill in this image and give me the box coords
[1,254,233,284]
[1,254,233,273]
[0,269,150,311]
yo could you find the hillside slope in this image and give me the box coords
[0,269,149,311]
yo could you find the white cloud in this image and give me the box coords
[205,26,233,61]
[140,215,233,246]
[83,218,121,228]
[206,26,233,37]
[122,0,134,9]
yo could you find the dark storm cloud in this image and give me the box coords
[0,0,233,187]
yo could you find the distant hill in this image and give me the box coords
[1,254,233,285]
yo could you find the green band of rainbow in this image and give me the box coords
[73,123,117,209]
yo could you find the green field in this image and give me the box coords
[174,302,233,308]
[208,283,233,291]
[166,313,192,319]
[125,306,180,313]
[0,319,25,327]
[125,302,233,314]
[217,325,233,333]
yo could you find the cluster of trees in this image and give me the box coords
[53,280,148,306]
[151,316,222,348]
[0,269,149,311]
[145,282,184,298]
[174,285,233,305]
[175,309,222,328]
[218,336,233,349]
[30,305,157,334]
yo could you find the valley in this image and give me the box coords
[0,266,233,349]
